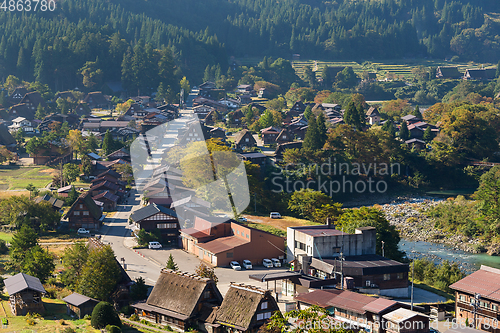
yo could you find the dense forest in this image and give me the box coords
[0,0,499,93]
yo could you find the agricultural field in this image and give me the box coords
[0,166,58,191]
[291,59,496,80]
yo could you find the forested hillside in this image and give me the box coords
[0,0,499,93]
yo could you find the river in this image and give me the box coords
[399,240,500,273]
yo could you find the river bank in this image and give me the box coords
[377,197,490,254]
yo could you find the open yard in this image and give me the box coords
[241,214,320,237]
[0,165,59,191]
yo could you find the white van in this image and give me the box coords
[271,258,281,267]
[263,259,273,268]
[242,260,253,269]
[270,212,281,219]
[148,241,162,249]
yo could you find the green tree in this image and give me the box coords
[81,155,93,177]
[474,166,500,233]
[63,163,80,184]
[344,101,363,131]
[423,126,433,142]
[91,302,122,329]
[399,121,410,140]
[412,105,421,118]
[316,113,327,148]
[195,262,218,284]
[26,183,39,199]
[9,225,39,269]
[303,115,322,150]
[335,67,358,89]
[87,133,99,153]
[288,189,333,220]
[303,105,312,120]
[180,76,190,100]
[381,120,396,137]
[61,241,89,288]
[321,65,332,88]
[130,277,149,301]
[21,245,55,283]
[302,65,316,88]
[77,245,121,301]
[312,203,344,224]
[101,130,114,157]
[337,207,404,260]
[166,254,178,271]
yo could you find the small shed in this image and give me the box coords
[5,273,46,316]
[63,293,100,318]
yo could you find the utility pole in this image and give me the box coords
[340,227,344,290]
[382,241,385,257]
[254,192,257,213]
[472,293,481,329]
[411,258,415,311]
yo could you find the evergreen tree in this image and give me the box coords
[35,104,45,120]
[303,114,321,150]
[321,65,331,88]
[166,254,178,271]
[381,120,396,137]
[316,113,327,148]
[303,65,316,88]
[423,126,433,142]
[344,101,362,131]
[412,105,421,118]
[101,130,114,157]
[399,121,410,140]
[9,225,39,270]
[303,105,312,120]
[357,104,366,129]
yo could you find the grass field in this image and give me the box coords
[290,59,495,80]
[0,165,58,190]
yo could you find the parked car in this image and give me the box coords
[270,212,281,219]
[263,259,273,268]
[77,228,90,234]
[271,258,281,267]
[148,241,162,249]
[230,261,241,270]
[238,217,247,222]
[242,260,253,269]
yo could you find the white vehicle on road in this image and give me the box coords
[77,228,90,234]
[148,241,162,249]
[263,259,273,268]
[242,260,253,269]
[270,212,281,219]
[271,258,281,267]
[230,261,241,270]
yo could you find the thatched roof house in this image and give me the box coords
[133,269,222,331]
[215,283,280,333]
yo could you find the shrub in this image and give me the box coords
[62,328,75,333]
[83,314,91,320]
[0,239,8,254]
[120,305,134,316]
[165,325,173,331]
[106,325,122,333]
[91,301,122,329]
[129,314,139,321]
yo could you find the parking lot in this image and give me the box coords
[136,247,290,296]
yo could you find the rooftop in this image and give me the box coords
[449,265,500,302]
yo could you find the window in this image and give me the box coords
[261,302,268,310]
[460,295,467,302]
[257,313,264,321]
[492,304,498,311]
[246,234,249,239]
[264,312,272,319]
[74,211,80,216]
[366,280,371,287]
[83,211,89,216]
[397,273,404,279]
[245,138,249,142]
[158,224,167,229]
[79,204,84,209]
[383,274,390,281]
[189,133,193,136]
[236,230,239,235]
[226,252,233,258]
[332,247,341,254]
[204,291,211,299]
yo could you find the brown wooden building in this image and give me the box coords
[5,273,46,316]
[65,191,104,230]
[63,293,100,319]
[450,265,500,332]
[129,203,179,242]
[215,283,280,333]
[132,269,223,331]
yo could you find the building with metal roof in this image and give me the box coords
[5,273,46,316]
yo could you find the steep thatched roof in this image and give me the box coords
[216,283,278,331]
[146,269,221,318]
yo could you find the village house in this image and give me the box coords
[63,293,100,319]
[30,141,72,165]
[92,191,120,211]
[65,191,104,230]
[180,216,285,267]
[405,138,426,150]
[276,129,292,145]
[450,265,500,333]
[0,124,17,150]
[129,203,180,243]
[287,222,409,297]
[8,86,28,105]
[20,91,47,110]
[274,141,303,161]
[34,194,64,212]
[383,308,430,333]
[9,117,34,133]
[5,273,46,316]
[9,103,35,120]
[74,102,91,115]
[54,91,77,102]
[260,126,281,145]
[83,91,110,109]
[234,129,257,150]
[237,84,253,94]
[463,68,497,81]
[436,66,462,79]
[133,269,223,331]
[238,152,267,168]
[215,283,281,333]
[366,107,381,125]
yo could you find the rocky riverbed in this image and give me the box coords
[378,197,489,254]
